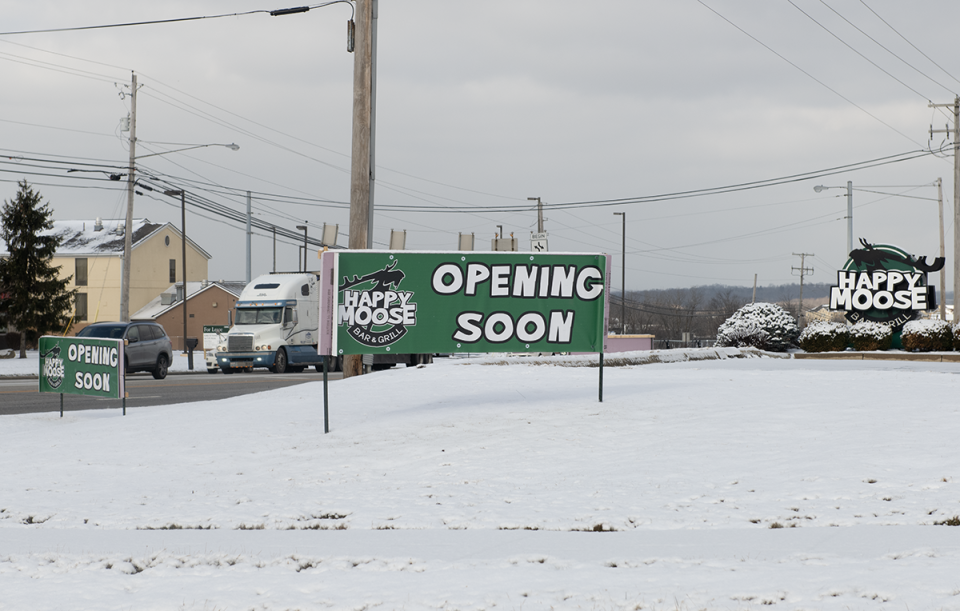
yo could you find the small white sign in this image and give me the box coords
[530,232,549,252]
[202,325,230,351]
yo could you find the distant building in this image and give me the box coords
[0,218,212,332]
[806,304,844,324]
[132,281,245,351]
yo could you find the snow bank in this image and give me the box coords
[2,357,960,609]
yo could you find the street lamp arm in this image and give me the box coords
[136,143,239,160]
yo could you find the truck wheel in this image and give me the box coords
[271,348,288,374]
[222,366,235,374]
[289,366,304,373]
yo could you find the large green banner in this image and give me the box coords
[38,336,125,399]
[320,251,610,356]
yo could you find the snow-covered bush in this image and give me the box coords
[715,302,798,352]
[901,319,952,352]
[848,321,892,351]
[797,321,849,353]
[953,323,960,352]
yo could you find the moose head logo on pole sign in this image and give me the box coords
[829,239,945,329]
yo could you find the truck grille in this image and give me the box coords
[228,335,253,352]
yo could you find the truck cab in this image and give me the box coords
[216,273,321,374]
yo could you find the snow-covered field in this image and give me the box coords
[2,351,960,609]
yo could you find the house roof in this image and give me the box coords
[1,219,212,259]
[131,280,245,320]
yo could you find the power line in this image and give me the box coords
[858,0,960,91]
[786,0,931,101]
[696,0,925,148]
[816,0,955,96]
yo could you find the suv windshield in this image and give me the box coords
[77,324,126,339]
[235,307,282,325]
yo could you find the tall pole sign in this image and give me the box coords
[829,240,944,334]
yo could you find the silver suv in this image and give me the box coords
[77,322,174,379]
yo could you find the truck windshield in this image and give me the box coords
[236,307,282,325]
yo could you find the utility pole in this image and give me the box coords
[528,197,544,233]
[120,71,138,322]
[929,96,959,316]
[246,191,252,283]
[345,0,375,378]
[938,177,947,321]
[367,0,378,250]
[792,253,814,328]
[752,274,757,304]
[845,181,853,256]
[613,212,626,335]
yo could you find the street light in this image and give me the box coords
[296,225,308,272]
[813,181,853,256]
[136,143,239,159]
[613,212,626,336]
[163,189,193,371]
[120,142,240,322]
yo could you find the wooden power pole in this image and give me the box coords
[792,253,814,328]
[120,72,138,322]
[929,97,959,318]
[344,0,375,378]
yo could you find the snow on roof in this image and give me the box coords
[131,280,245,320]
[46,219,158,255]
[1,219,211,258]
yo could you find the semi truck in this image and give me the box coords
[215,272,429,374]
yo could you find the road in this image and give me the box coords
[0,370,343,416]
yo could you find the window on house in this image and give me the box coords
[75,258,88,286]
[169,259,177,283]
[75,293,88,321]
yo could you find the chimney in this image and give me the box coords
[94,217,103,232]
[175,282,184,303]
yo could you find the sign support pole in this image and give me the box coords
[323,355,330,434]
[60,393,63,418]
[598,352,604,403]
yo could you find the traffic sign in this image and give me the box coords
[530,232,549,252]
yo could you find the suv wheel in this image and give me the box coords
[152,354,169,380]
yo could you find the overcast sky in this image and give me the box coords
[3,1,960,293]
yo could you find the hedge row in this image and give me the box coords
[798,318,957,353]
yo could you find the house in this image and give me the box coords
[23,218,211,333]
[132,281,245,351]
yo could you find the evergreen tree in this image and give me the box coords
[0,180,76,358]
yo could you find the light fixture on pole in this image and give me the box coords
[137,143,239,159]
[813,181,853,256]
[296,225,308,272]
[163,188,193,371]
[613,212,626,336]
[121,142,240,322]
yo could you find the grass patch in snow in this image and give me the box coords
[933,516,960,526]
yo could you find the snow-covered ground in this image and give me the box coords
[2,352,960,609]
